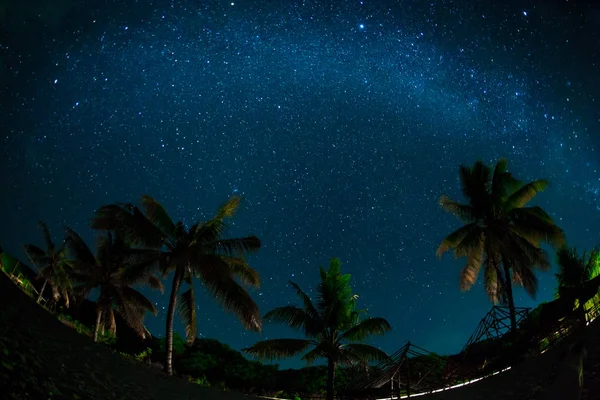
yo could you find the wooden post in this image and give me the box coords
[406,356,411,398]
[406,342,411,398]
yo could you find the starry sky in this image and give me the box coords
[1,0,600,368]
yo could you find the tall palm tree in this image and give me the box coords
[437,158,565,337]
[23,221,72,306]
[556,247,600,327]
[243,258,391,400]
[91,195,262,375]
[65,228,164,342]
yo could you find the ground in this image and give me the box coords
[0,272,255,400]
[2,269,599,400]
[415,319,600,400]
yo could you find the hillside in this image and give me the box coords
[0,271,256,400]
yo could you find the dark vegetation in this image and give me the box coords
[2,158,600,399]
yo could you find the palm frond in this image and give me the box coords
[512,263,539,298]
[300,344,329,365]
[509,207,565,248]
[177,285,197,343]
[216,196,241,220]
[145,274,165,292]
[490,158,509,204]
[436,223,478,258]
[483,255,503,303]
[340,317,391,342]
[340,344,391,365]
[505,233,551,272]
[194,221,227,247]
[116,301,146,337]
[490,159,520,206]
[242,338,313,361]
[91,204,165,248]
[90,204,133,232]
[196,254,262,331]
[116,286,156,337]
[504,180,548,211]
[585,248,600,280]
[221,257,260,287]
[120,286,158,315]
[459,161,491,210]
[264,306,321,337]
[38,221,54,252]
[141,195,177,237]
[458,232,485,291]
[117,253,162,290]
[289,281,322,327]
[95,234,111,268]
[438,196,476,223]
[22,244,47,267]
[214,236,262,257]
[64,227,96,266]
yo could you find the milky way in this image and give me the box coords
[1,1,599,366]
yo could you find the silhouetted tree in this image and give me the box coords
[91,195,262,375]
[65,228,163,342]
[556,246,600,326]
[243,258,391,400]
[23,221,72,306]
[437,158,565,336]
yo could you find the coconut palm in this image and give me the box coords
[243,258,391,400]
[90,195,262,375]
[437,158,565,337]
[64,228,163,342]
[556,247,600,326]
[23,221,72,306]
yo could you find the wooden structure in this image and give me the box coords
[346,342,448,399]
[462,306,530,353]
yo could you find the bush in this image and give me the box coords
[188,375,211,387]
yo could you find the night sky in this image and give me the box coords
[1,1,600,368]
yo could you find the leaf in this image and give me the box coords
[214,236,261,257]
[38,220,54,252]
[222,256,260,287]
[177,284,197,343]
[436,223,478,258]
[458,231,485,291]
[504,180,548,211]
[340,317,392,342]
[340,343,391,365]
[195,254,262,332]
[438,196,476,223]
[264,306,320,337]
[64,227,96,266]
[141,194,177,237]
[242,339,313,361]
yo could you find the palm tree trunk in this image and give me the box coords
[93,308,103,343]
[164,267,183,376]
[36,280,48,304]
[326,358,336,400]
[503,263,518,339]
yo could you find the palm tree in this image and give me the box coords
[556,247,600,327]
[437,158,565,337]
[91,195,262,375]
[65,228,164,342]
[243,258,391,400]
[23,221,72,306]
